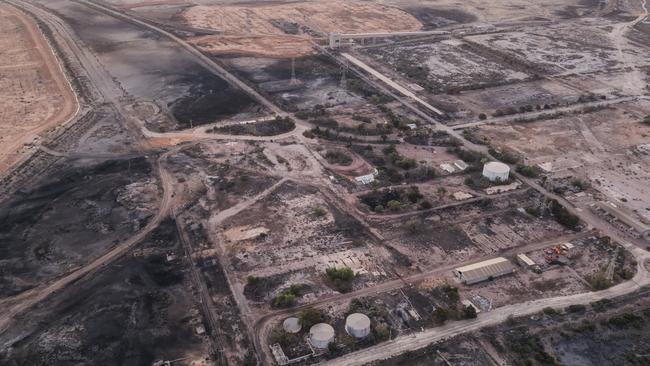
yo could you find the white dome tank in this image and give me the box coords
[345,313,371,338]
[309,323,335,349]
[482,162,510,182]
[283,317,301,334]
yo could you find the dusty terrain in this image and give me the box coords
[0,0,649,366]
[183,1,422,57]
[0,5,77,176]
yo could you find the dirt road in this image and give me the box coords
[322,250,649,366]
[0,3,78,177]
[609,0,648,95]
[0,149,176,334]
[75,0,284,117]
[252,230,593,364]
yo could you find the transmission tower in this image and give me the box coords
[289,57,299,85]
[340,60,348,87]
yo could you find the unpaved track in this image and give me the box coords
[75,0,284,116]
[252,230,593,364]
[0,3,78,176]
[0,150,176,334]
[0,0,308,334]
[322,251,649,366]
[610,0,648,95]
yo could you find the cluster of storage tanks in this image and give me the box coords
[283,313,372,349]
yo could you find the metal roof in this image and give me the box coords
[454,257,514,282]
[517,253,536,266]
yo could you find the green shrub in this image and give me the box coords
[549,199,580,230]
[588,272,613,290]
[566,304,586,313]
[373,324,390,342]
[387,200,403,211]
[516,164,540,178]
[433,307,449,324]
[312,206,327,217]
[299,307,323,328]
[326,266,355,293]
[247,276,261,286]
[272,284,302,308]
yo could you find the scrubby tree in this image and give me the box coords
[433,307,450,324]
[463,305,478,319]
[326,266,355,293]
[299,307,323,328]
[373,324,390,341]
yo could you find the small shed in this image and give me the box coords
[517,253,536,268]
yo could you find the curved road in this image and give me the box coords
[3,1,650,364]
[322,248,649,366]
[0,149,176,334]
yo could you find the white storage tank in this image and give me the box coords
[283,317,301,334]
[309,323,335,349]
[345,313,371,338]
[482,162,510,182]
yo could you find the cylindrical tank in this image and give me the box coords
[283,317,301,334]
[345,313,371,338]
[482,162,510,182]
[309,323,335,349]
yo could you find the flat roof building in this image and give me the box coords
[517,253,536,268]
[453,257,515,285]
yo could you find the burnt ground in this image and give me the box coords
[481,290,650,366]
[164,143,279,212]
[35,0,261,131]
[371,335,494,366]
[403,7,478,29]
[222,55,369,112]
[0,218,210,366]
[372,289,650,366]
[0,157,158,299]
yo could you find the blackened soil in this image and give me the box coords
[405,7,477,29]
[0,220,207,366]
[37,0,260,130]
[0,158,154,298]
[169,71,259,128]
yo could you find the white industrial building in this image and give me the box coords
[453,257,516,285]
[345,313,371,338]
[282,317,301,334]
[309,323,335,349]
[482,162,510,182]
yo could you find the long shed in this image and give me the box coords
[453,257,515,285]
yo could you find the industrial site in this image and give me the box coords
[0,0,649,366]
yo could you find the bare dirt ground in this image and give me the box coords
[182,1,422,58]
[0,4,77,176]
[475,104,650,221]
